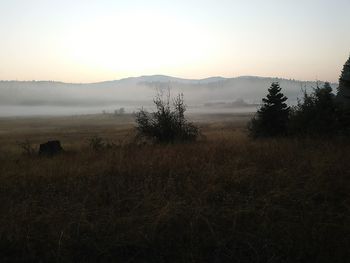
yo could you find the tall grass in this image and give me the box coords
[0,129,350,262]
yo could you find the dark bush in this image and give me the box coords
[289,82,341,136]
[135,92,199,143]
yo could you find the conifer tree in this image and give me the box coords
[337,55,350,107]
[248,82,289,137]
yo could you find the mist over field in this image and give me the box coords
[0,75,337,116]
[1,0,350,261]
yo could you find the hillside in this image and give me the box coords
[0,76,337,107]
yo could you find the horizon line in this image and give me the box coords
[0,74,339,85]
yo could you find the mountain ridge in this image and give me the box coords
[0,75,338,86]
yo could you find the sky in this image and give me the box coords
[0,0,349,83]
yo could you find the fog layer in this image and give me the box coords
[0,75,337,116]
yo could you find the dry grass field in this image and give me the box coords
[0,113,349,262]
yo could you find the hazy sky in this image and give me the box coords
[0,0,349,83]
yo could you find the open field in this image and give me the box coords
[0,113,350,262]
[0,113,252,154]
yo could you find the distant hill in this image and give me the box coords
[0,75,338,107]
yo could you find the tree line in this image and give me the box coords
[135,55,350,142]
[249,55,350,138]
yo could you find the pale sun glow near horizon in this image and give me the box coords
[0,0,349,83]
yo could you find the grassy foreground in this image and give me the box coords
[0,114,349,262]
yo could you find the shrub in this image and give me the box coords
[289,82,339,136]
[17,139,36,156]
[135,91,199,143]
[248,82,290,138]
[114,108,125,116]
[88,135,116,151]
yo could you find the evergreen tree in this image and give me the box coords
[248,82,289,138]
[337,55,350,107]
[289,82,338,135]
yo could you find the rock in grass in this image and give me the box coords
[39,140,63,156]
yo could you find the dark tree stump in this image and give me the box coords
[39,140,63,156]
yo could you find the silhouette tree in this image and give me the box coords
[135,91,199,143]
[249,82,289,138]
[337,55,350,107]
[289,82,338,135]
